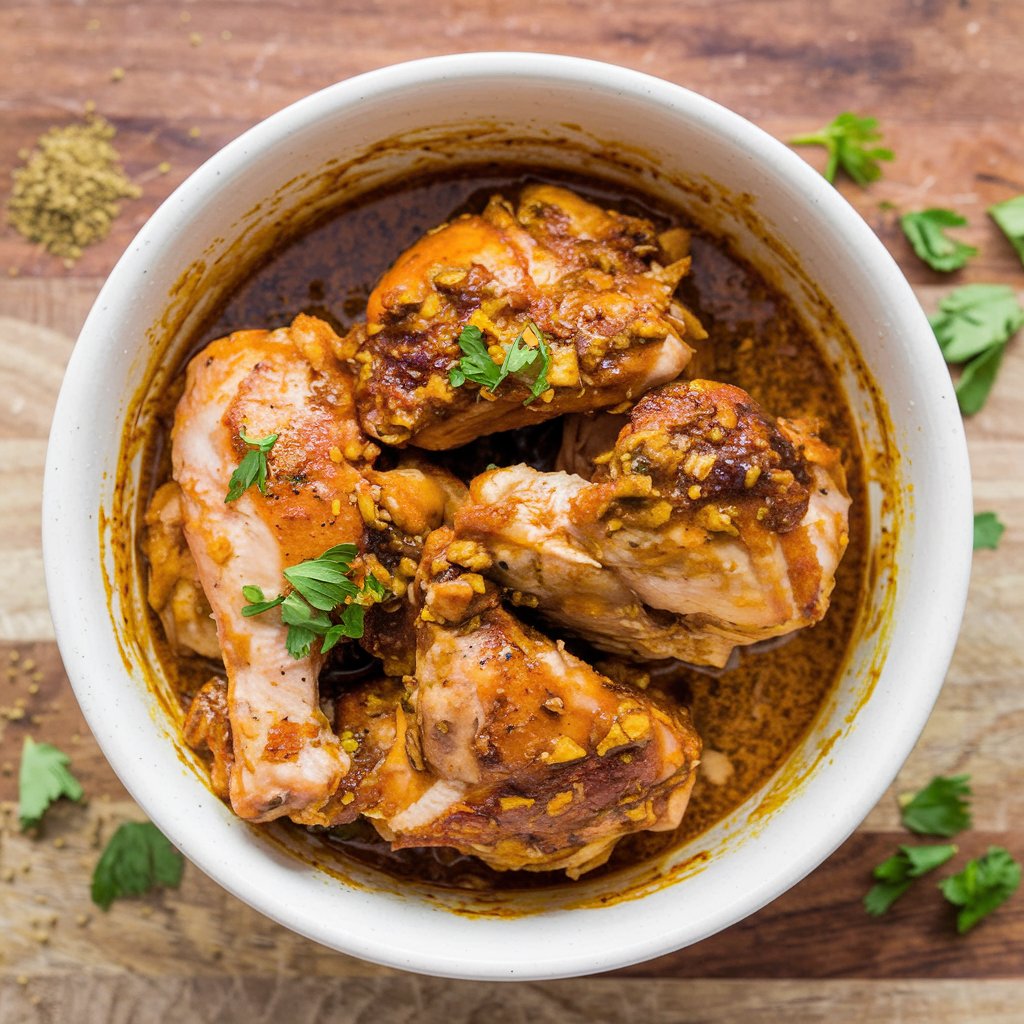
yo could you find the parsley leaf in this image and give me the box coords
[91,821,184,911]
[790,113,893,186]
[240,584,285,617]
[939,846,1021,933]
[900,209,978,272]
[989,195,1024,267]
[900,774,973,837]
[449,321,553,405]
[973,511,1005,551]
[929,284,1023,414]
[283,544,359,610]
[18,736,84,831]
[449,324,502,390]
[865,843,958,916]
[522,323,552,405]
[242,543,385,658]
[225,428,279,503]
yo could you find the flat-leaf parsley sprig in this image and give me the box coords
[988,194,1024,268]
[91,821,184,911]
[865,843,958,916]
[449,321,552,405]
[242,543,388,659]
[929,284,1024,414]
[790,112,893,186]
[940,847,1022,934]
[225,427,279,503]
[899,773,973,837]
[900,208,978,272]
[18,736,84,831]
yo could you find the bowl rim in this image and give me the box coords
[43,51,972,979]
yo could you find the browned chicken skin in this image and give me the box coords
[162,185,853,878]
[323,529,701,877]
[451,380,851,667]
[345,185,702,449]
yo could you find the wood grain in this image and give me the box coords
[1,1,1023,1020]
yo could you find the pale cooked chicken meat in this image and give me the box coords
[322,529,701,877]
[345,184,703,449]
[171,315,466,821]
[142,481,221,660]
[172,315,368,823]
[451,380,851,667]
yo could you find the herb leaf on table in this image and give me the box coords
[939,847,1022,933]
[900,208,977,272]
[865,843,958,916]
[790,113,893,186]
[900,775,973,837]
[973,512,1006,551]
[91,821,185,910]
[18,737,84,831]
[989,195,1024,267]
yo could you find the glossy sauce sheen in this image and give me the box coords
[149,167,866,890]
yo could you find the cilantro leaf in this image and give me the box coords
[790,113,893,186]
[900,209,978,272]
[449,320,552,405]
[449,324,503,390]
[865,843,958,916]
[225,428,279,503]
[939,846,1021,933]
[900,774,972,837]
[973,511,1005,551]
[91,821,184,911]
[242,542,384,658]
[989,195,1024,267]
[283,549,360,611]
[240,584,285,617]
[930,284,1024,363]
[18,736,85,831]
[321,604,366,654]
[929,284,1022,414]
[522,323,552,405]
[956,341,1007,415]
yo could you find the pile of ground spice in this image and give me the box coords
[6,115,140,262]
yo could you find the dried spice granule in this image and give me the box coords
[6,116,140,261]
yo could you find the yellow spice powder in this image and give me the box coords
[6,115,141,261]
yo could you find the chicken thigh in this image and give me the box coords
[345,185,703,449]
[451,380,851,667]
[324,529,702,877]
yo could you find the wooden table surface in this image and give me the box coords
[1,2,1022,1021]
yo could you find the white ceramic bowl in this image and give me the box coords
[43,53,971,980]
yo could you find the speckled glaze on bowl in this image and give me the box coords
[43,54,971,980]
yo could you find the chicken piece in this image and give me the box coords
[324,531,701,878]
[452,380,851,667]
[141,481,220,659]
[346,184,703,449]
[172,315,370,823]
[183,677,234,799]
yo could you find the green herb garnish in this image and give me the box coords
[939,847,1021,933]
[988,195,1024,267]
[973,512,1005,551]
[225,427,279,503]
[790,113,893,186]
[91,821,184,910]
[242,543,385,659]
[929,284,1023,414]
[865,843,958,916]
[900,209,977,272]
[449,321,552,405]
[18,736,84,831]
[900,774,973,837]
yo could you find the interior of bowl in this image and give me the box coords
[44,54,971,979]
